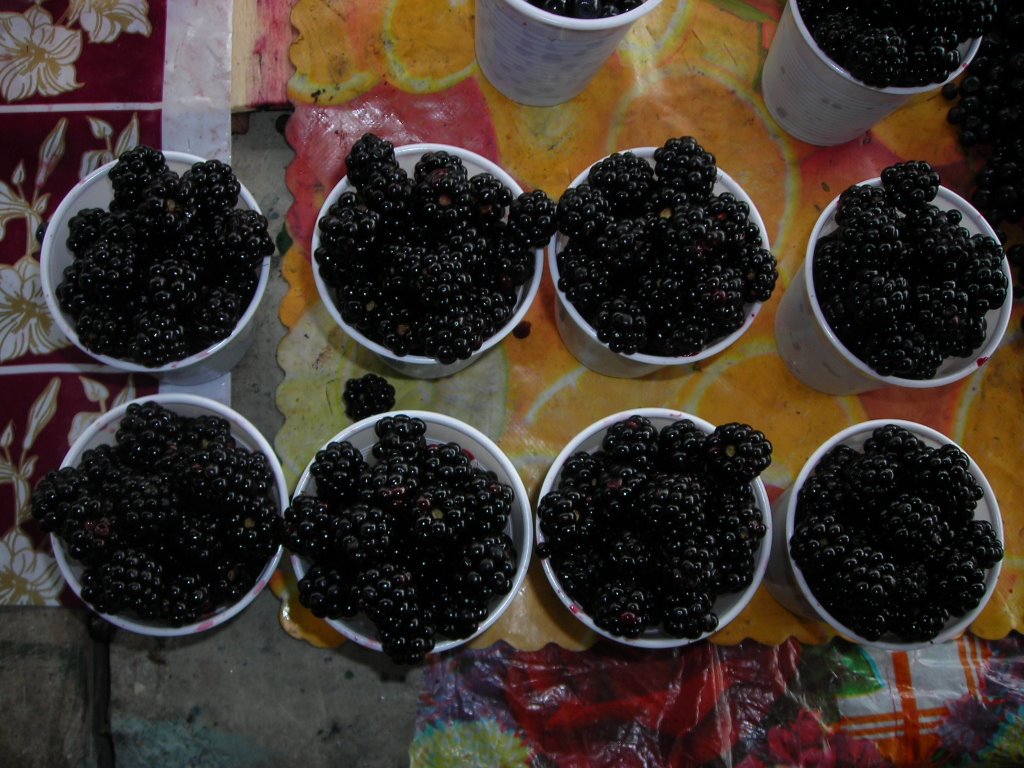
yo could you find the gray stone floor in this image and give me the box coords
[0,111,421,768]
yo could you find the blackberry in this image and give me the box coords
[109,146,168,211]
[342,373,396,421]
[703,422,772,484]
[191,287,245,347]
[557,183,611,241]
[601,414,659,470]
[413,165,474,235]
[588,152,656,218]
[67,208,115,257]
[310,440,366,503]
[657,419,708,474]
[468,173,514,231]
[345,133,398,188]
[593,297,649,354]
[210,209,275,273]
[652,136,717,199]
[181,159,240,218]
[592,581,656,638]
[507,190,558,248]
[881,161,941,214]
[298,564,360,619]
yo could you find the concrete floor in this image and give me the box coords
[0,111,422,768]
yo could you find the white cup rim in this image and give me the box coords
[39,150,271,375]
[803,179,1013,388]
[51,393,288,637]
[783,418,1004,651]
[788,0,982,95]
[536,407,772,648]
[501,0,664,31]
[288,409,533,655]
[548,147,770,367]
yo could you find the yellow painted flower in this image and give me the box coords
[411,719,532,767]
[0,256,67,362]
[68,0,152,44]
[0,7,83,102]
[0,529,63,605]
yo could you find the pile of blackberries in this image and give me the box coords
[285,415,521,664]
[537,415,771,641]
[314,133,556,366]
[790,424,1003,643]
[796,0,998,88]
[526,0,643,18]
[55,146,273,367]
[31,401,282,626]
[813,160,1008,380]
[554,137,778,357]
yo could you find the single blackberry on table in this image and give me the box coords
[344,133,398,188]
[703,422,772,484]
[109,145,169,211]
[343,373,396,421]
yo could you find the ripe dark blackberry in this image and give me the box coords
[345,133,398,188]
[310,440,366,503]
[588,152,656,218]
[881,161,941,214]
[109,145,168,211]
[209,209,275,274]
[191,287,245,347]
[67,208,114,256]
[507,190,558,248]
[601,414,659,470]
[413,165,474,235]
[652,136,717,199]
[556,183,611,241]
[469,173,514,231]
[657,419,708,474]
[298,564,360,619]
[180,159,240,218]
[343,373,396,421]
[703,422,772,484]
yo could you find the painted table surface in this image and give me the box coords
[272,0,1024,653]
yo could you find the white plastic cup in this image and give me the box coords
[549,148,771,378]
[774,181,1012,395]
[764,419,1003,651]
[51,394,288,637]
[289,410,533,655]
[311,143,544,380]
[761,1,981,146]
[39,152,271,386]
[475,0,665,107]
[537,408,772,648]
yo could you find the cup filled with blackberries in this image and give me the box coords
[762,0,993,145]
[284,411,532,664]
[766,420,1004,650]
[536,409,773,648]
[31,395,288,637]
[475,0,665,107]
[550,137,778,378]
[775,160,1012,395]
[40,147,274,385]
[312,134,555,379]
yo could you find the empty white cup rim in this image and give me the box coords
[39,151,271,376]
[788,0,982,95]
[537,407,772,648]
[548,147,770,367]
[311,143,544,373]
[501,0,664,31]
[51,393,288,637]
[804,179,1013,389]
[783,418,1003,651]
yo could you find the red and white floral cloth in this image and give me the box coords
[0,0,232,605]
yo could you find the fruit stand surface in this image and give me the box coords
[0,0,232,606]
[275,0,1024,763]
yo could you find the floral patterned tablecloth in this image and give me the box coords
[0,0,233,605]
[273,0,1024,763]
